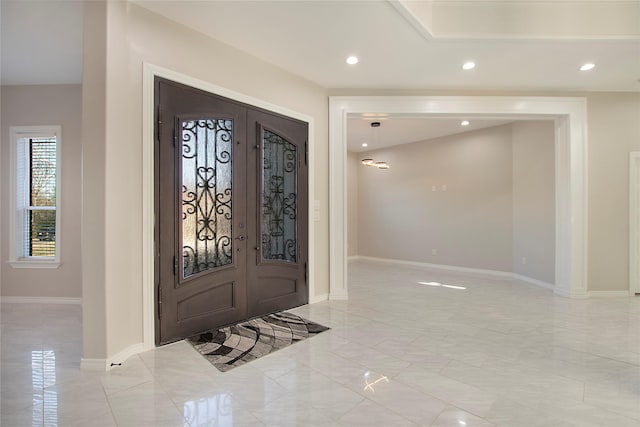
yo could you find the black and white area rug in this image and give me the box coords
[187,311,330,372]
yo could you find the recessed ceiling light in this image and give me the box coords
[579,63,595,71]
[461,120,470,126]
[462,62,475,70]
[346,56,359,65]
[361,143,368,147]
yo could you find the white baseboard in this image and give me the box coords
[512,273,554,290]
[356,256,514,279]
[588,291,634,298]
[347,256,361,262]
[0,296,82,304]
[353,256,558,292]
[329,290,349,300]
[309,293,329,304]
[81,342,146,371]
[107,343,146,370]
[554,286,588,298]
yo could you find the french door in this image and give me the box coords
[155,78,308,345]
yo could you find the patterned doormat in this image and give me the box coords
[187,311,330,372]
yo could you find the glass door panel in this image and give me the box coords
[181,119,233,279]
[261,129,297,263]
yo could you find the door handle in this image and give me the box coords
[235,235,246,241]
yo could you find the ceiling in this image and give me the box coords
[347,116,514,152]
[1,1,637,147]
[1,0,639,91]
[134,0,640,92]
[0,1,83,86]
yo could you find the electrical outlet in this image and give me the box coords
[432,249,437,255]
[521,257,527,265]
[431,185,437,191]
[441,184,447,191]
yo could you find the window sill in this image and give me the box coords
[9,260,61,269]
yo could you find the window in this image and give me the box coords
[10,126,62,268]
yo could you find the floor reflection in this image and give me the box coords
[32,350,57,426]
[184,393,233,426]
[363,371,389,393]
[418,281,467,290]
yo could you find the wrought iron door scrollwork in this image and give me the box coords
[181,119,233,278]
[261,129,297,262]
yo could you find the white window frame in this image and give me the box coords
[9,125,62,268]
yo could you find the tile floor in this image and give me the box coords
[1,260,640,426]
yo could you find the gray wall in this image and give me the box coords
[349,122,557,283]
[512,121,555,283]
[1,84,83,298]
[355,124,515,272]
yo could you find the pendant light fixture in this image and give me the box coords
[360,121,389,170]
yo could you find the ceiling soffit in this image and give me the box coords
[394,0,640,40]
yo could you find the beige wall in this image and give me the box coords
[1,84,83,298]
[356,125,514,272]
[333,89,640,292]
[347,151,359,257]
[81,1,108,359]
[83,2,329,359]
[587,93,640,291]
[512,121,555,284]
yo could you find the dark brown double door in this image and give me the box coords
[155,78,308,345]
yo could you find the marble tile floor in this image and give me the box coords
[1,260,640,426]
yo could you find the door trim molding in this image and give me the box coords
[142,63,315,350]
[630,151,640,295]
[329,96,589,300]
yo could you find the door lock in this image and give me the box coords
[235,235,246,241]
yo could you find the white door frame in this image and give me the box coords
[142,63,316,350]
[630,152,640,295]
[329,96,589,300]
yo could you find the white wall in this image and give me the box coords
[512,121,555,284]
[1,84,83,298]
[82,2,329,360]
[356,124,514,272]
